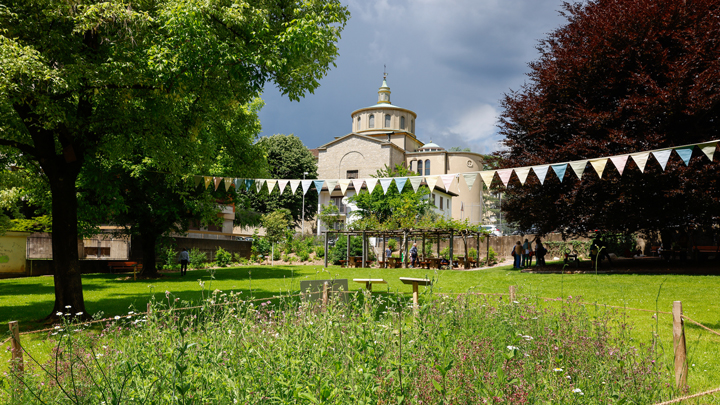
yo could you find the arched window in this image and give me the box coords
[369,114,375,128]
[411,119,415,133]
[400,116,405,129]
[385,114,391,128]
[417,160,423,176]
[425,160,430,175]
[357,116,361,131]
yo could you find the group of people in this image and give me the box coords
[385,242,451,269]
[513,238,546,269]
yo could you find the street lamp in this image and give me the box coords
[301,171,308,235]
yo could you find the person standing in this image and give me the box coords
[535,240,546,266]
[522,239,530,267]
[513,241,523,269]
[385,245,392,268]
[179,248,190,276]
[410,243,418,268]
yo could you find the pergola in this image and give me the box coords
[322,228,489,269]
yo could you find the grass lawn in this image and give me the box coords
[2,261,720,398]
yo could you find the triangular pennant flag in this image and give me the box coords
[325,179,338,193]
[234,178,242,190]
[699,142,717,161]
[652,149,672,170]
[301,180,312,195]
[631,152,650,173]
[224,178,233,191]
[213,177,222,191]
[514,167,530,185]
[409,177,423,192]
[278,180,289,194]
[351,179,364,193]
[290,180,300,194]
[590,159,608,178]
[497,169,513,186]
[313,180,325,194]
[425,175,439,192]
[569,161,588,179]
[531,166,549,185]
[366,178,379,193]
[674,147,694,166]
[379,178,393,195]
[266,179,277,193]
[462,173,478,191]
[440,174,455,191]
[395,177,408,193]
[204,176,213,189]
[194,175,202,188]
[479,171,496,187]
[255,179,265,193]
[245,179,254,192]
[609,156,629,175]
[338,179,351,195]
[551,164,567,182]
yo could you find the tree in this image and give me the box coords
[249,134,318,224]
[498,0,720,238]
[0,0,349,318]
[317,204,343,231]
[261,209,292,246]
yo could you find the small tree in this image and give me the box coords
[262,209,293,246]
[318,204,343,231]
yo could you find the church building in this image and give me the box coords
[314,78,485,233]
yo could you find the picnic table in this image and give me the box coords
[387,257,402,268]
[399,277,433,310]
[353,278,387,291]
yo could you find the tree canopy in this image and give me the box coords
[498,0,720,237]
[0,0,349,317]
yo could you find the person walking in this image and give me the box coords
[410,243,418,268]
[179,248,190,276]
[513,241,523,269]
[522,239,530,268]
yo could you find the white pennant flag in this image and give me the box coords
[590,159,608,178]
[301,180,312,195]
[290,180,300,194]
[514,168,531,185]
[255,179,266,193]
[425,175,439,192]
[631,152,650,173]
[497,169,513,186]
[379,178,393,194]
[479,171,496,187]
[225,178,234,191]
[652,149,672,170]
[609,156,629,175]
[462,173,478,191]
[440,174,455,191]
[409,176,423,192]
[365,178,379,193]
[325,179,338,192]
[351,179,364,193]
[277,180,289,194]
[569,161,588,179]
[699,142,717,161]
[338,179,351,195]
[266,180,277,193]
[531,166,549,185]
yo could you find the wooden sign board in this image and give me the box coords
[299,279,349,303]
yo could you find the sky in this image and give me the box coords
[256,0,569,154]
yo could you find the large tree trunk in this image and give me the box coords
[140,230,160,278]
[49,172,87,318]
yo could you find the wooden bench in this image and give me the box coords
[339,260,346,268]
[353,278,387,291]
[108,261,143,280]
[400,277,433,310]
[694,246,719,253]
[564,254,579,268]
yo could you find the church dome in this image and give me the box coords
[419,142,444,152]
[351,77,417,134]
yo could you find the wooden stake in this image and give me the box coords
[9,321,22,373]
[509,285,516,302]
[147,302,152,315]
[324,231,329,268]
[322,282,329,309]
[412,282,419,312]
[672,301,688,389]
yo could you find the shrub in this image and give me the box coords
[298,250,310,262]
[314,246,325,258]
[215,247,232,267]
[158,245,177,270]
[468,247,478,260]
[239,257,249,265]
[281,253,288,262]
[188,248,207,270]
[440,246,450,259]
[273,249,281,261]
[251,235,271,257]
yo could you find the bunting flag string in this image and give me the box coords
[192,140,718,195]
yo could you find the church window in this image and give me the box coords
[357,116,361,131]
[346,170,358,179]
[400,116,405,129]
[417,160,423,175]
[369,114,375,128]
[432,193,436,206]
[385,114,391,128]
[411,119,415,133]
[425,160,430,175]
[440,197,444,210]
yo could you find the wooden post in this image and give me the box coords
[133,264,137,281]
[146,302,152,315]
[412,282,419,311]
[487,234,490,267]
[477,234,481,267]
[404,230,409,268]
[362,230,366,268]
[366,281,372,291]
[346,234,351,266]
[382,234,386,268]
[9,321,22,373]
[436,232,440,258]
[322,282,329,309]
[324,231,329,268]
[672,301,688,389]
[422,233,426,262]
[509,285,516,302]
[449,230,454,267]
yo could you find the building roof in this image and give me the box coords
[315,132,405,152]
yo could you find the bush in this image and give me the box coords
[158,245,177,270]
[329,235,362,265]
[251,234,271,257]
[239,257,249,265]
[215,247,232,267]
[314,246,325,258]
[273,249,281,261]
[188,248,207,270]
[468,247,478,260]
[440,246,450,259]
[298,250,310,262]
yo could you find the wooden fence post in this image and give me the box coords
[672,301,688,389]
[486,235,490,267]
[322,282,329,310]
[147,302,152,315]
[509,285,516,302]
[9,321,22,373]
[412,283,419,312]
